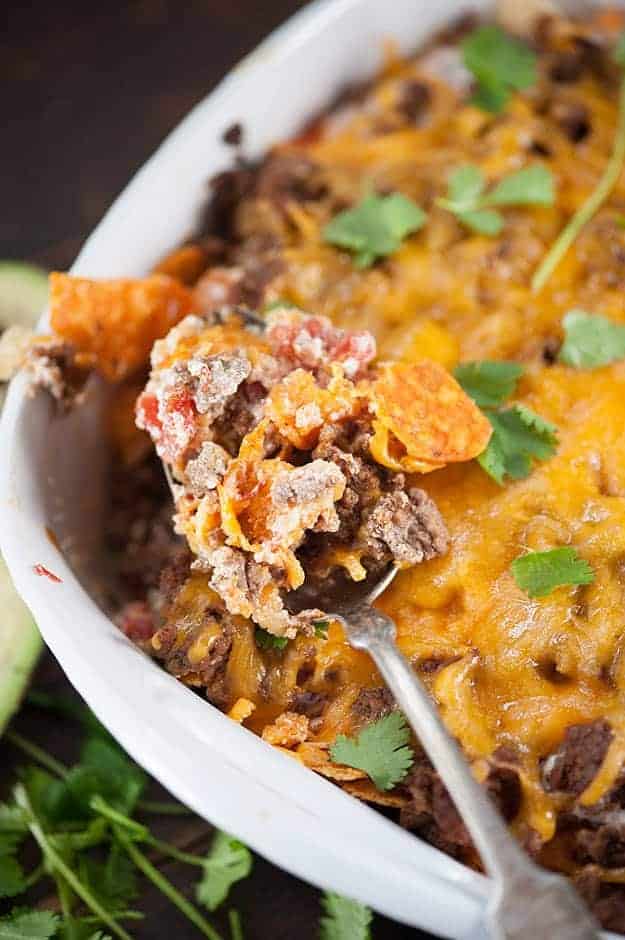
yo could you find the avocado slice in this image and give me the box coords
[0,261,48,732]
[0,261,48,329]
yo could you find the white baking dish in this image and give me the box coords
[0,1,615,936]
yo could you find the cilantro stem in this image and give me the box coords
[90,795,149,839]
[145,834,204,867]
[13,783,132,940]
[137,799,192,816]
[81,911,145,923]
[229,909,244,940]
[6,729,68,778]
[532,74,625,292]
[22,861,46,890]
[113,824,224,940]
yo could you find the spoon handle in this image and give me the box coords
[340,605,600,939]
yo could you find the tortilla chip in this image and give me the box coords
[154,244,208,284]
[266,366,363,449]
[296,741,367,781]
[228,697,256,724]
[341,779,407,807]
[49,272,195,381]
[368,361,492,473]
[262,711,310,748]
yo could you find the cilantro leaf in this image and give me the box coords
[319,892,373,940]
[255,628,289,651]
[462,25,537,113]
[329,712,413,791]
[323,193,426,267]
[196,830,253,912]
[79,846,138,912]
[438,164,554,234]
[0,805,28,857]
[456,208,503,235]
[79,737,146,815]
[558,310,625,368]
[447,165,485,206]
[0,857,27,899]
[454,361,524,407]
[0,910,59,939]
[484,165,554,208]
[511,547,595,598]
[478,405,557,485]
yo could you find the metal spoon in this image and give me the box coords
[290,564,601,940]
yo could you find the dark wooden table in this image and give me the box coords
[2,1,440,935]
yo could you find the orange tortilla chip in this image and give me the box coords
[154,244,208,285]
[341,779,407,807]
[296,742,367,781]
[50,272,195,381]
[368,361,492,473]
[266,367,364,449]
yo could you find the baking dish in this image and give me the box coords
[0,0,617,936]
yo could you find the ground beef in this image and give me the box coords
[397,80,431,123]
[152,616,234,709]
[575,824,625,868]
[105,455,178,599]
[158,547,193,606]
[253,153,327,205]
[184,442,231,496]
[575,868,625,933]
[24,340,90,407]
[361,489,449,566]
[291,690,327,719]
[352,686,395,724]
[400,753,523,861]
[541,720,613,796]
[189,352,251,417]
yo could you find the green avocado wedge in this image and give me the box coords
[0,261,48,329]
[0,557,41,734]
[0,260,48,733]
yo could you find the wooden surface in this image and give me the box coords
[1,1,441,936]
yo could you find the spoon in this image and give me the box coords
[289,563,601,940]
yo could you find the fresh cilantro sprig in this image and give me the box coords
[453,361,524,408]
[437,165,554,235]
[323,192,426,267]
[330,712,414,791]
[319,891,373,940]
[558,309,625,368]
[532,32,625,291]
[6,696,381,940]
[478,406,558,485]
[511,547,594,598]
[455,360,558,484]
[461,25,537,113]
[196,831,252,912]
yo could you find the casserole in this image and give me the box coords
[1,0,620,936]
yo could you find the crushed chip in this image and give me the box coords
[368,361,492,473]
[49,272,195,381]
[266,366,364,449]
[261,711,310,748]
[154,244,208,284]
[341,779,408,807]
[296,741,368,781]
[228,697,256,724]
